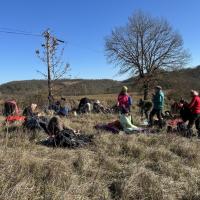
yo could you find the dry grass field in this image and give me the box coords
[0,95,200,200]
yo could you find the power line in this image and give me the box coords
[0,30,42,37]
[0,27,37,34]
[0,27,104,54]
[0,28,42,37]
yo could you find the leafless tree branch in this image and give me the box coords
[105,11,190,99]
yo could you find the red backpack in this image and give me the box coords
[118,94,129,108]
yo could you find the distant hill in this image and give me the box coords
[0,79,122,97]
[0,66,200,101]
[123,66,200,100]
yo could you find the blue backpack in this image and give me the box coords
[128,96,133,106]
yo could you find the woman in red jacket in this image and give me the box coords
[187,90,200,137]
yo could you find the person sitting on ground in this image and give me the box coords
[77,97,92,114]
[4,99,19,116]
[171,101,180,114]
[93,100,104,113]
[117,86,132,112]
[119,107,144,134]
[149,86,164,129]
[138,98,153,120]
[49,100,61,113]
[57,97,69,117]
[177,99,191,122]
[47,116,79,137]
[93,100,111,113]
[47,116,66,136]
[39,116,92,148]
[170,98,186,115]
[187,90,200,137]
[23,103,38,117]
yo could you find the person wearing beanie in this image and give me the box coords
[122,86,128,93]
[149,85,164,128]
[187,90,200,137]
[117,86,132,112]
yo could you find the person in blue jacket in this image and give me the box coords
[57,97,69,117]
[149,86,164,128]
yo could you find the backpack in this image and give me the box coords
[128,96,133,106]
[118,94,129,108]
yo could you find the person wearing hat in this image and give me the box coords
[187,90,200,137]
[117,86,132,112]
[149,85,164,128]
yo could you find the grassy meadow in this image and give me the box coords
[0,94,200,200]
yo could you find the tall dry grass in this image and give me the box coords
[0,99,200,199]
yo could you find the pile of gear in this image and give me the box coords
[38,129,93,148]
[37,116,93,148]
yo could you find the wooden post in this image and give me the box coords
[44,30,52,105]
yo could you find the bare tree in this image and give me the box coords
[105,11,190,100]
[36,29,70,105]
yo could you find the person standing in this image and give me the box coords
[187,90,200,137]
[149,86,164,128]
[117,86,132,112]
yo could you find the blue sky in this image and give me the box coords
[0,0,199,84]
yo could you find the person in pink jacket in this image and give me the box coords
[117,86,132,112]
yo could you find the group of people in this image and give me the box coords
[2,85,200,138]
[116,85,200,137]
[176,90,200,137]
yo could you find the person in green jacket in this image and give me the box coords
[149,86,164,128]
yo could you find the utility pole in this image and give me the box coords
[37,29,69,106]
[43,30,52,105]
